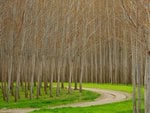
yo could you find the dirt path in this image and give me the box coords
[49,88,131,109]
[0,88,131,113]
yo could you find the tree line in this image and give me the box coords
[0,0,149,113]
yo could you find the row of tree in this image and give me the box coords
[121,1,149,113]
[0,0,149,113]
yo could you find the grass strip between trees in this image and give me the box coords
[0,87,100,109]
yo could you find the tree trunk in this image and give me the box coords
[68,61,73,94]
[79,56,84,92]
[145,32,150,113]
[30,54,36,100]
[7,56,13,102]
[50,58,55,97]
[37,60,42,99]
[56,61,61,96]
[131,32,137,113]
[15,56,22,102]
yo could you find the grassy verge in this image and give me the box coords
[31,83,145,113]
[0,87,100,109]
[32,100,144,113]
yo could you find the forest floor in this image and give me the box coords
[0,88,131,113]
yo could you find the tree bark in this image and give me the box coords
[145,32,150,113]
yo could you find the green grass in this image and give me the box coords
[0,87,100,109]
[32,100,144,113]
[31,83,145,113]
[83,83,144,94]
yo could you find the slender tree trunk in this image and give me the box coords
[131,31,137,113]
[74,56,79,90]
[61,59,66,89]
[145,32,150,113]
[37,60,42,99]
[15,56,22,102]
[79,55,84,92]
[50,58,55,97]
[7,56,13,102]
[90,49,94,83]
[24,59,28,98]
[123,26,128,84]
[30,54,35,100]
[68,61,73,94]
[56,61,61,96]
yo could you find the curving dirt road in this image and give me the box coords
[49,88,131,109]
[0,88,131,113]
